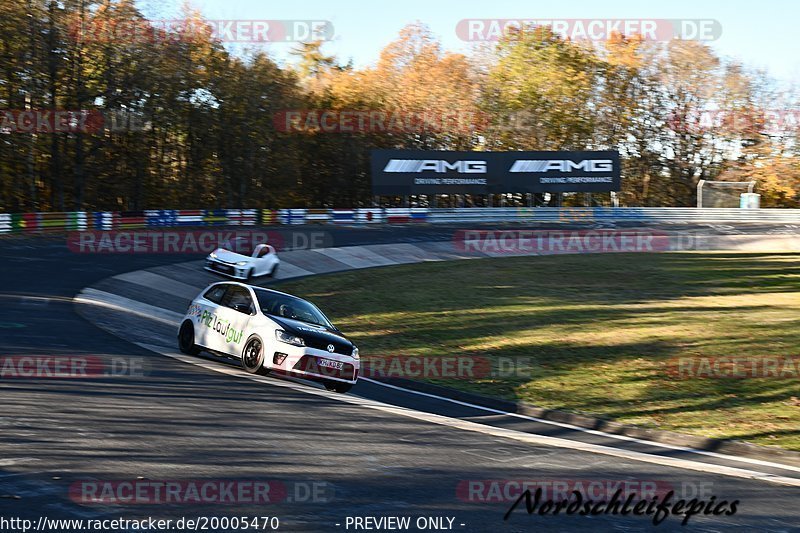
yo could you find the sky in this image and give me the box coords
[136,0,800,85]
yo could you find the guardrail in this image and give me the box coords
[2,207,800,234]
[425,207,800,224]
[0,209,263,233]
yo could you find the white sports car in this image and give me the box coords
[205,243,279,280]
[178,281,358,393]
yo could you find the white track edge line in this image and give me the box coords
[74,282,800,482]
[132,341,800,487]
[362,378,800,474]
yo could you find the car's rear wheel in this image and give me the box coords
[242,336,269,375]
[268,263,278,277]
[324,380,353,394]
[178,321,201,355]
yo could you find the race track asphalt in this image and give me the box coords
[1,224,798,533]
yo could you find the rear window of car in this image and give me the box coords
[203,285,227,304]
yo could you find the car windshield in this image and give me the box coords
[254,289,333,328]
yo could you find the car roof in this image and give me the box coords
[209,281,302,301]
[251,285,305,301]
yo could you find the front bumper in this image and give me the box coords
[270,344,359,384]
[205,259,249,279]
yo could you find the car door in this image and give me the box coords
[194,283,228,350]
[216,285,255,356]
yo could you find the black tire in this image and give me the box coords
[178,321,201,355]
[242,335,269,375]
[324,380,353,394]
[268,263,279,277]
[246,267,255,281]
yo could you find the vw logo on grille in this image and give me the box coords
[327,344,335,353]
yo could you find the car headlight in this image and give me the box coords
[236,261,248,266]
[209,251,217,259]
[351,346,359,359]
[275,330,305,346]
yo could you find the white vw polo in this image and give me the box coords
[178,281,359,393]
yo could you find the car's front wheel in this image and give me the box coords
[242,336,269,375]
[178,321,201,355]
[324,380,353,394]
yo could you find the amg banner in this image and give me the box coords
[370,150,621,194]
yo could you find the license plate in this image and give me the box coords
[215,264,231,272]
[317,359,343,370]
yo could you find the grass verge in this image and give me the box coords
[280,252,800,450]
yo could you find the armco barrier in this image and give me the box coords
[544,207,800,223]
[145,209,178,227]
[203,209,230,226]
[39,212,86,231]
[3,207,800,234]
[174,210,205,226]
[278,209,307,225]
[355,208,385,224]
[5,212,89,232]
[225,209,258,226]
[331,209,356,224]
[88,212,114,230]
[426,207,800,224]
[260,209,278,225]
[384,208,429,223]
[305,208,332,224]
[0,209,268,233]
[116,211,147,229]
